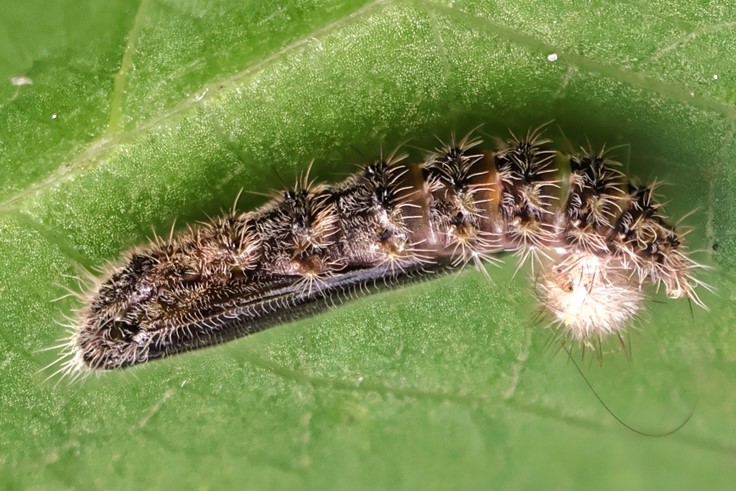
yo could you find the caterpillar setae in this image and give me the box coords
[50,126,709,377]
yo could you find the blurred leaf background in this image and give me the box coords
[1,0,734,489]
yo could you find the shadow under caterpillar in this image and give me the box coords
[50,127,710,378]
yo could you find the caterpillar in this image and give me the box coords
[50,126,708,377]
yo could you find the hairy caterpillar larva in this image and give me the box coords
[50,127,708,377]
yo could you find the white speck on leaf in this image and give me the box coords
[194,88,209,102]
[10,75,33,86]
[547,53,558,62]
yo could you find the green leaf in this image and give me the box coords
[1,0,734,489]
